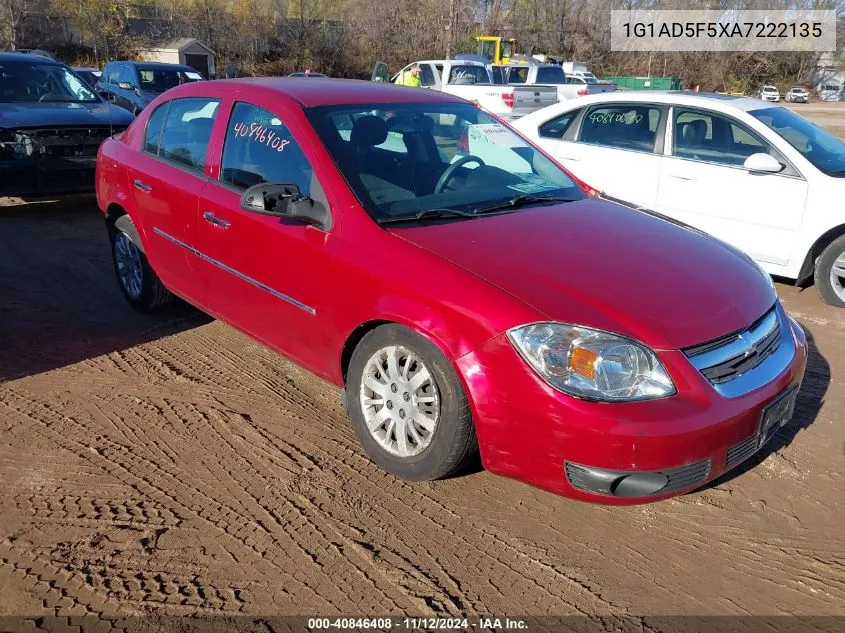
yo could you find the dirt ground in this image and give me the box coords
[1,105,844,631]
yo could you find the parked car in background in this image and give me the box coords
[514,92,845,306]
[96,78,806,504]
[561,61,599,84]
[96,61,204,115]
[372,59,557,121]
[11,48,58,61]
[784,86,809,103]
[73,67,102,88]
[288,71,327,78]
[818,83,844,102]
[758,85,780,102]
[502,61,614,101]
[0,52,134,198]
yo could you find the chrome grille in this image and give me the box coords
[684,306,782,386]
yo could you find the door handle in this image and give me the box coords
[203,211,231,228]
[557,154,581,162]
[668,173,697,181]
[133,179,152,192]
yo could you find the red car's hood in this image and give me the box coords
[390,199,776,350]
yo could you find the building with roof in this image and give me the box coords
[139,38,215,78]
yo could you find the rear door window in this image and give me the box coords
[508,67,528,84]
[220,102,314,194]
[579,104,663,153]
[157,97,220,171]
[448,65,488,85]
[143,102,170,154]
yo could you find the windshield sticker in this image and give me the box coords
[233,121,291,152]
[185,71,203,80]
[468,123,529,148]
[507,173,558,195]
[588,111,643,125]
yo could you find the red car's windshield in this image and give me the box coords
[306,102,584,222]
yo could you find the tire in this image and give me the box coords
[110,215,173,312]
[814,235,845,308]
[346,324,478,481]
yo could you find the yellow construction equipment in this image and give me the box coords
[475,36,517,65]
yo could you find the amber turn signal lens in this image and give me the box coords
[569,346,598,380]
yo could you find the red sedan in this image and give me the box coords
[96,78,807,503]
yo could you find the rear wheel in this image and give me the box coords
[110,215,173,312]
[814,235,845,308]
[346,324,478,481]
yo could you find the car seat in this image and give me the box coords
[185,118,215,168]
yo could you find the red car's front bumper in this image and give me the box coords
[456,307,808,504]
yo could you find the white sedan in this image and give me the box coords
[759,85,781,102]
[513,92,845,307]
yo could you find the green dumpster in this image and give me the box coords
[604,76,683,91]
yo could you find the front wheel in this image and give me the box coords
[346,324,478,481]
[110,215,173,312]
[814,235,845,308]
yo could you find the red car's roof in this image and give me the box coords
[169,77,465,107]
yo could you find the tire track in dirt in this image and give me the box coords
[0,390,439,614]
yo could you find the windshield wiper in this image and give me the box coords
[377,208,478,225]
[472,194,579,215]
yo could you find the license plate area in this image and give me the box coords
[757,385,798,450]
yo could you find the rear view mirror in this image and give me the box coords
[743,152,784,174]
[240,182,329,228]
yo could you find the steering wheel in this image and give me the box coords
[435,155,485,193]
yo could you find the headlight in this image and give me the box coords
[507,323,675,402]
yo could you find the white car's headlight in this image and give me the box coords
[507,323,675,402]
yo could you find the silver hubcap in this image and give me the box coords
[831,252,845,301]
[114,231,143,299]
[359,345,440,457]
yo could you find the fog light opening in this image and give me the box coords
[611,473,670,498]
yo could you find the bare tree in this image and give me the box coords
[1,0,33,49]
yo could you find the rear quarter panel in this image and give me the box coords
[96,131,151,250]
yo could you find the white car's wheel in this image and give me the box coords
[815,235,845,308]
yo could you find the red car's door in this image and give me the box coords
[127,96,221,303]
[195,100,338,373]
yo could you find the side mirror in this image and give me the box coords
[743,152,784,174]
[240,182,329,228]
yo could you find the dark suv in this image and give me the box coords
[96,61,204,115]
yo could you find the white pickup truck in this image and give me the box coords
[371,60,558,121]
[501,62,615,101]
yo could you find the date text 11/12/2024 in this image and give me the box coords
[307,617,529,630]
